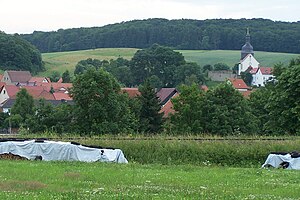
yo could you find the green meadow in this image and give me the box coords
[41,48,138,76]
[41,48,300,76]
[0,160,300,199]
[0,136,300,199]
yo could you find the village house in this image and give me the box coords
[227,78,252,98]
[249,66,275,87]
[0,70,73,113]
[122,87,179,117]
[1,71,32,86]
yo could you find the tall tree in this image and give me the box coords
[173,62,205,86]
[138,80,163,133]
[71,67,137,134]
[26,99,55,133]
[0,113,9,129]
[202,83,258,135]
[249,86,272,133]
[130,44,185,87]
[10,88,35,126]
[266,63,300,134]
[49,71,61,82]
[62,70,72,83]
[170,84,205,133]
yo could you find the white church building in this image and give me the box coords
[238,29,275,87]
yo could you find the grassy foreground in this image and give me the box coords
[0,160,299,199]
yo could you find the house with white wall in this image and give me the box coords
[238,29,275,86]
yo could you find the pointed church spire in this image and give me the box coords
[245,28,250,43]
[241,28,254,60]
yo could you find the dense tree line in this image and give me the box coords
[21,18,300,54]
[0,32,44,73]
[74,44,205,88]
[3,56,300,135]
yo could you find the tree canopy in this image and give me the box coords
[130,44,186,87]
[74,44,204,88]
[0,32,44,73]
[21,18,300,54]
[266,62,300,134]
[71,67,137,134]
[10,88,35,127]
[138,80,163,133]
[170,83,258,135]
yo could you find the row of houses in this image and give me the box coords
[0,71,73,113]
[0,70,181,117]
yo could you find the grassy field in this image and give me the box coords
[1,136,300,199]
[179,49,300,68]
[41,48,138,76]
[40,48,300,76]
[0,160,299,199]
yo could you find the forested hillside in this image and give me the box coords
[0,32,44,73]
[21,18,300,53]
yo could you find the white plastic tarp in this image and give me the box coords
[262,153,300,170]
[0,140,128,163]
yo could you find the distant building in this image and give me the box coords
[208,70,236,81]
[238,29,275,86]
[227,78,252,98]
[1,71,32,86]
[249,67,275,87]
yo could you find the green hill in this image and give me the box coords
[40,48,299,76]
[22,18,300,54]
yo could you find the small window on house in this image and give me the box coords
[3,90,5,94]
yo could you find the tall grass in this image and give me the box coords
[73,137,300,167]
[5,134,300,167]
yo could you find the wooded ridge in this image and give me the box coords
[21,18,300,54]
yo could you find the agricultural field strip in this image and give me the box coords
[40,48,300,76]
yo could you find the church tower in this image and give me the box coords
[241,28,254,60]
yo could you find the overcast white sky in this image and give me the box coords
[1,0,299,34]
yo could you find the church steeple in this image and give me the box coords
[241,28,254,60]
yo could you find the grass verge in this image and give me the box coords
[0,160,299,199]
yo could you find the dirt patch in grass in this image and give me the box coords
[0,180,47,191]
[64,172,81,180]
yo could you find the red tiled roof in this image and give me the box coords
[240,90,252,98]
[160,93,179,118]
[41,83,72,92]
[228,78,249,89]
[0,74,3,81]
[260,67,273,75]
[53,93,72,100]
[248,66,259,74]
[7,71,32,83]
[121,88,141,98]
[57,78,63,83]
[2,85,20,98]
[29,77,51,84]
[0,82,5,88]
[156,88,178,105]
[200,85,209,91]
[22,86,55,100]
